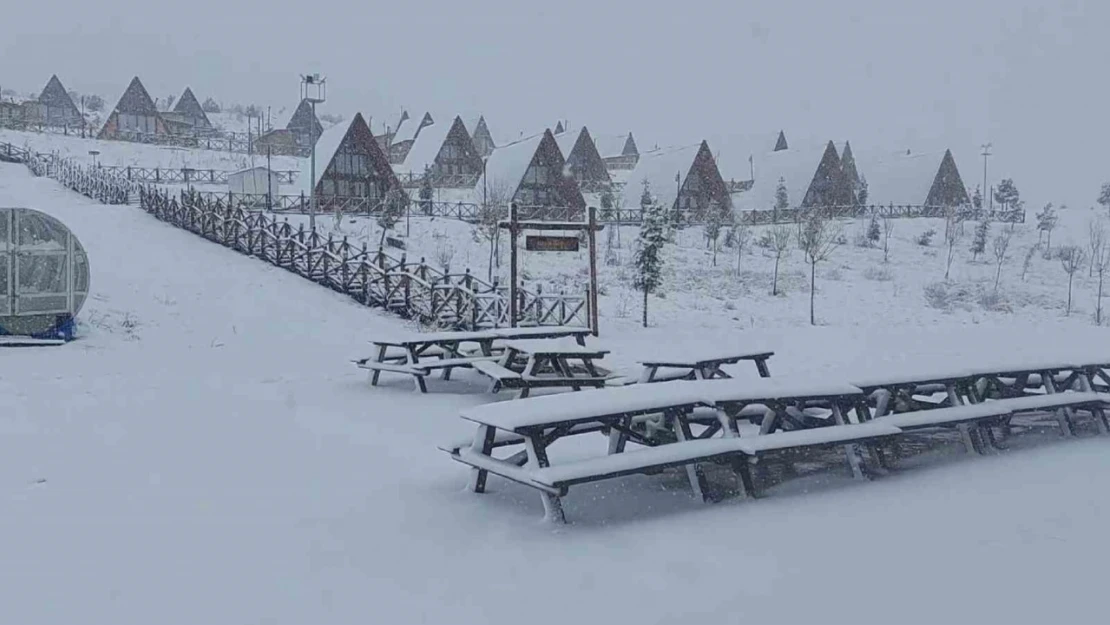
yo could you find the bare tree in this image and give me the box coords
[376,188,406,247]
[769,224,792,296]
[1059,245,1086,315]
[798,212,843,325]
[1095,235,1110,324]
[1021,244,1041,281]
[881,214,895,263]
[943,206,964,281]
[703,200,731,266]
[732,216,753,275]
[992,228,1013,294]
[1089,217,1106,278]
[473,179,510,280]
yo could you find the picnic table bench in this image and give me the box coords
[638,348,774,383]
[474,339,614,398]
[355,326,595,393]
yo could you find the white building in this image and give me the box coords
[228,166,282,196]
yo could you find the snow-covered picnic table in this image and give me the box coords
[638,348,774,383]
[442,377,896,521]
[354,326,596,392]
[472,338,613,398]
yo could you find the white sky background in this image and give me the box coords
[1,0,1105,209]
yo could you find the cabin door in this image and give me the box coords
[11,209,72,315]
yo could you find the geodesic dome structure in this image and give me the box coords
[0,208,89,341]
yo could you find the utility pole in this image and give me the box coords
[980,143,992,213]
[301,74,326,232]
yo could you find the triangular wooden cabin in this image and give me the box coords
[862,147,971,209]
[626,141,731,218]
[596,132,640,171]
[389,112,434,163]
[555,127,612,192]
[395,116,484,188]
[297,112,404,206]
[469,115,496,158]
[840,140,862,199]
[286,98,324,147]
[774,130,789,152]
[554,120,565,135]
[802,141,856,208]
[98,77,167,140]
[477,129,585,220]
[31,75,83,126]
[162,87,212,133]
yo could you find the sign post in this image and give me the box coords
[500,203,603,334]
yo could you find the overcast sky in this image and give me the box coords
[2,0,1105,208]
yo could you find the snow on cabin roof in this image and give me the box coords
[393,112,432,145]
[476,131,546,191]
[723,139,831,211]
[394,116,455,175]
[554,127,580,159]
[859,148,946,207]
[593,133,632,159]
[621,143,700,208]
[294,117,352,194]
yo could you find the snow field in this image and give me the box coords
[4,162,1110,623]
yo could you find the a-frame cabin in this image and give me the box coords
[163,87,212,133]
[840,141,862,200]
[98,77,167,140]
[30,75,83,127]
[925,149,971,208]
[389,112,434,163]
[469,116,496,158]
[555,127,612,192]
[396,115,484,187]
[287,98,324,148]
[478,129,585,220]
[801,141,856,208]
[298,112,404,207]
[626,141,731,219]
[597,132,639,170]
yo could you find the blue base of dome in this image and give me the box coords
[0,315,76,342]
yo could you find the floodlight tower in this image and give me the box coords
[300,73,327,231]
[980,142,992,212]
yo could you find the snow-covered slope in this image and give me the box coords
[5,162,1110,624]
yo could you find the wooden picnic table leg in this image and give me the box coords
[523,433,566,523]
[673,411,712,502]
[1076,370,1109,434]
[369,344,387,386]
[406,346,428,393]
[947,383,985,454]
[638,366,658,384]
[607,415,633,454]
[555,357,582,392]
[574,333,586,346]
[440,341,460,381]
[831,403,867,480]
[467,425,497,493]
[1041,369,1075,437]
[755,358,771,378]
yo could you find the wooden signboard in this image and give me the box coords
[526,235,579,252]
[386,236,406,250]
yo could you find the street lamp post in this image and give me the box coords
[300,73,327,232]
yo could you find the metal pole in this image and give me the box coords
[309,100,317,231]
[509,202,519,327]
[587,206,599,336]
[267,145,272,211]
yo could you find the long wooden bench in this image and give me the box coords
[471,360,523,393]
[984,392,1110,436]
[446,421,903,521]
[874,403,1014,454]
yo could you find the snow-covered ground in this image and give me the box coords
[289,201,1110,333]
[5,160,1110,624]
[0,127,303,172]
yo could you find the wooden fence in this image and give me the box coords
[25,152,138,205]
[95,165,299,185]
[138,187,590,330]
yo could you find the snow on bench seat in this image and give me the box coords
[356,361,428,376]
[459,381,710,432]
[417,355,500,370]
[471,360,522,381]
[876,403,1013,430]
[731,422,903,453]
[983,392,1110,412]
[531,438,748,487]
[695,378,864,404]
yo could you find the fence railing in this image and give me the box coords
[395,171,482,189]
[137,187,589,330]
[600,203,1027,225]
[95,165,299,185]
[24,151,138,205]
